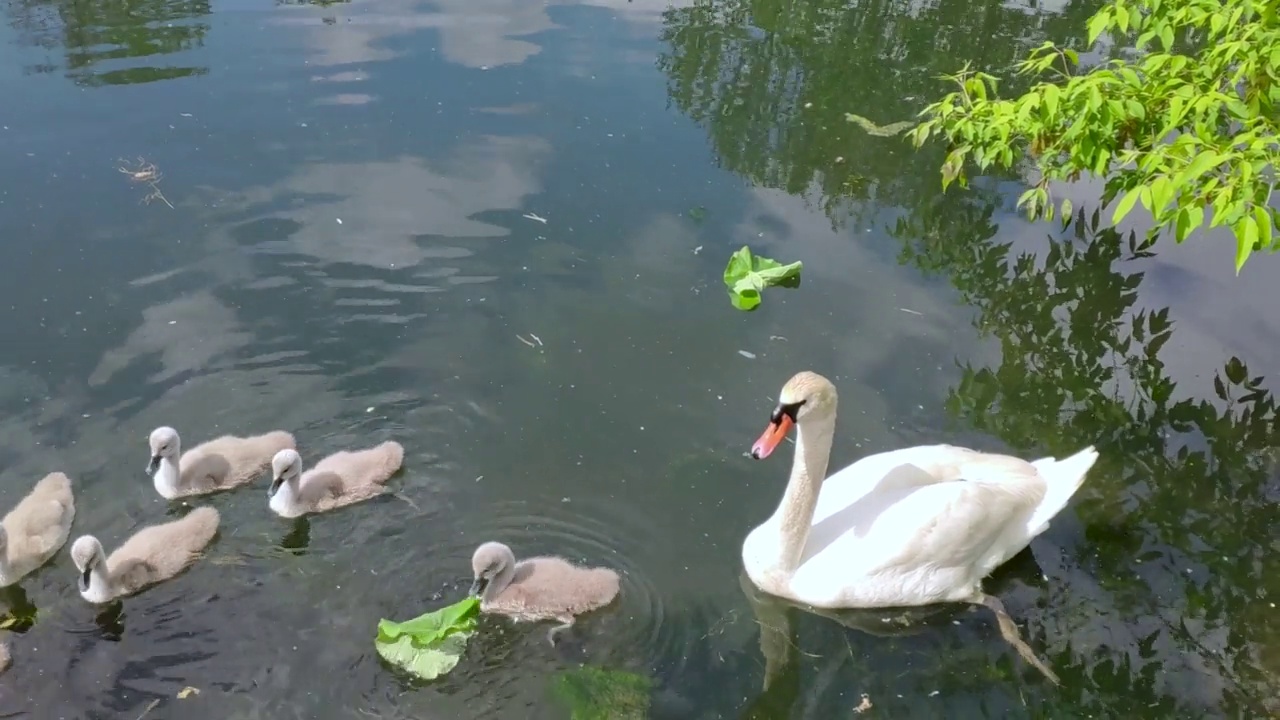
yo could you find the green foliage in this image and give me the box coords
[722,245,802,310]
[908,0,1280,272]
[551,666,651,720]
[374,596,479,680]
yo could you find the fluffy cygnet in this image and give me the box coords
[147,426,296,500]
[267,442,404,518]
[71,506,220,603]
[0,472,75,587]
[470,541,620,644]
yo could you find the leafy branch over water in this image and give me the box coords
[909,0,1280,272]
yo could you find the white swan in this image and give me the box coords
[742,371,1099,683]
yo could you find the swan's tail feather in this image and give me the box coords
[1027,446,1098,537]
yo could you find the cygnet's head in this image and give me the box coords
[147,426,181,474]
[750,371,838,460]
[70,536,105,592]
[269,449,302,498]
[469,541,516,597]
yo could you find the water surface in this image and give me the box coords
[0,0,1275,717]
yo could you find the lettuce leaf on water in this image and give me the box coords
[722,245,802,311]
[375,596,479,680]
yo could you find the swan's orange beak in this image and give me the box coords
[751,413,793,460]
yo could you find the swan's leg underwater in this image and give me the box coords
[546,616,575,646]
[977,594,1061,685]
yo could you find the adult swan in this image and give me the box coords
[742,371,1099,683]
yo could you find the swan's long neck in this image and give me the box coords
[154,457,181,498]
[770,415,835,572]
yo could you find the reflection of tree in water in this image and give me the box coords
[3,0,210,85]
[660,0,1278,715]
[658,0,1102,229]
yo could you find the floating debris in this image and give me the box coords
[522,212,548,224]
[117,157,174,209]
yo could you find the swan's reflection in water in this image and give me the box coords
[737,546,1051,714]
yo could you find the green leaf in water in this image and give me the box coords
[374,596,479,680]
[551,666,652,720]
[722,245,802,311]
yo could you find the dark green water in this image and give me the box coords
[0,0,1275,717]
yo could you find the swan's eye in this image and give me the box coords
[771,400,805,424]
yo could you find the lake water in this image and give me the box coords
[0,0,1275,717]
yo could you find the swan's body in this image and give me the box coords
[70,506,219,603]
[743,371,1098,682]
[148,426,296,500]
[470,541,620,644]
[0,472,75,587]
[267,442,403,518]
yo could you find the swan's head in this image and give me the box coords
[269,449,303,498]
[750,371,837,460]
[469,541,516,597]
[70,536,106,592]
[147,426,181,474]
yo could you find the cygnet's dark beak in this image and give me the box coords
[146,455,161,475]
[469,576,487,597]
[268,475,284,498]
[78,565,91,592]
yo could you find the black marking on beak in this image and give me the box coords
[146,455,161,475]
[469,576,488,597]
[770,400,804,425]
[79,565,91,592]
[268,475,284,498]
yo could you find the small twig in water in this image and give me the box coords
[135,699,161,720]
[391,491,420,512]
[516,335,537,348]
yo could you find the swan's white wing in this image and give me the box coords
[794,445,1047,608]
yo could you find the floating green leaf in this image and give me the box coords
[375,596,479,680]
[844,112,917,137]
[722,245,802,311]
[551,666,651,720]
